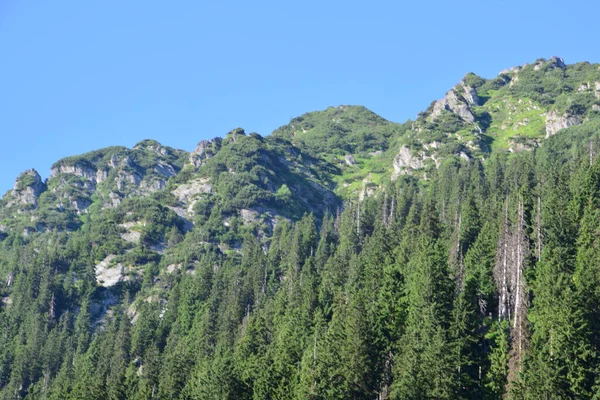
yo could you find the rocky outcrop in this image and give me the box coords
[167,206,194,232]
[133,139,172,157]
[344,154,357,166]
[509,138,538,153]
[393,146,424,177]
[224,128,246,144]
[50,164,96,180]
[430,81,480,123]
[462,85,480,106]
[119,221,143,243]
[95,255,123,287]
[190,138,221,168]
[172,179,213,204]
[533,56,566,71]
[171,178,213,215]
[5,169,46,207]
[139,179,167,193]
[545,111,582,138]
[499,66,523,75]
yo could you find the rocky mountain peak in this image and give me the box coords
[133,139,171,157]
[224,127,246,144]
[189,137,222,168]
[5,169,46,208]
[429,80,480,124]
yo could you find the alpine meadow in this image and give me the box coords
[3,57,600,399]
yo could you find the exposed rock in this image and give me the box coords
[500,66,522,75]
[116,170,142,191]
[104,192,122,208]
[593,104,600,112]
[119,221,143,243]
[225,128,246,144]
[595,82,600,99]
[462,85,480,106]
[109,154,119,168]
[549,56,566,69]
[393,146,424,178]
[545,111,582,138]
[50,164,96,180]
[368,150,383,156]
[190,138,221,168]
[459,152,471,161]
[359,180,378,201]
[167,263,182,274]
[154,163,177,177]
[133,139,171,157]
[96,169,108,183]
[139,179,167,193]
[6,169,46,207]
[240,209,260,225]
[95,255,123,287]
[71,198,92,212]
[578,83,590,92]
[344,154,357,166]
[430,84,477,123]
[423,141,441,151]
[171,179,213,213]
[509,138,538,153]
[167,206,194,232]
[533,56,566,71]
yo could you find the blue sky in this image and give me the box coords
[1,0,598,193]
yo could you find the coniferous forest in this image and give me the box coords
[2,57,600,399]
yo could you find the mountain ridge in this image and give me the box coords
[3,56,600,399]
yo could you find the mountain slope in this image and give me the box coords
[2,57,600,399]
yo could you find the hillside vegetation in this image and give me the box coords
[1,57,600,399]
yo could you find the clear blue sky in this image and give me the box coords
[1,0,598,193]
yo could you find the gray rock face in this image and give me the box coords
[116,170,142,191]
[50,164,96,180]
[190,138,221,168]
[95,255,123,287]
[6,169,46,207]
[533,56,566,71]
[133,140,171,157]
[499,66,523,75]
[171,178,213,215]
[549,56,566,69]
[393,146,424,177]
[430,81,479,123]
[240,208,260,225]
[545,111,582,138]
[462,85,480,106]
[172,179,213,203]
[344,154,357,166]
